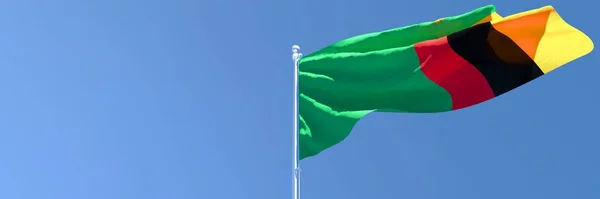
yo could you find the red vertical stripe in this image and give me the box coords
[414,37,495,110]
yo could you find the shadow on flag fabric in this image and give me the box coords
[298,5,594,160]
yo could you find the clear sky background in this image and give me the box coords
[0,0,597,198]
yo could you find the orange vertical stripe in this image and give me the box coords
[490,8,551,59]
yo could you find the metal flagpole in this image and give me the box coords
[292,45,302,199]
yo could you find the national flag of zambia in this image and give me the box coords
[298,5,594,159]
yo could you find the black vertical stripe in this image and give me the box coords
[447,22,544,96]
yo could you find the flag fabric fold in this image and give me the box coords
[298,5,594,160]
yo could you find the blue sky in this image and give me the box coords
[0,0,597,198]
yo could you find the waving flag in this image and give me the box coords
[298,5,594,159]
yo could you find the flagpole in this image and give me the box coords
[292,45,302,199]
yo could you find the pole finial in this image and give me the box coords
[292,45,303,62]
